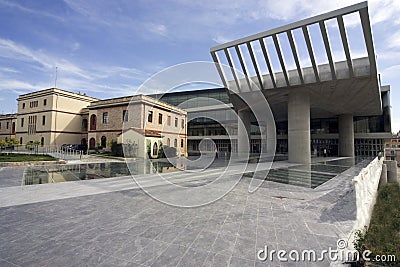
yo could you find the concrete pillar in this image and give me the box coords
[384,160,398,183]
[288,90,310,164]
[379,164,387,189]
[237,109,251,156]
[338,114,354,157]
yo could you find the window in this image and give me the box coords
[40,137,44,146]
[102,112,109,124]
[123,110,128,122]
[27,115,37,135]
[90,114,96,130]
[22,103,25,109]
[158,113,163,124]
[174,139,177,147]
[29,101,38,108]
[101,136,107,147]
[181,139,184,148]
[181,119,185,128]
[42,116,45,126]
[21,118,24,127]
[175,118,178,127]
[167,138,170,146]
[82,119,88,131]
[148,111,153,123]
[0,122,1,129]
[89,138,96,149]
[6,122,9,129]
[43,99,47,106]
[153,142,158,156]
[167,116,171,126]
[20,137,22,145]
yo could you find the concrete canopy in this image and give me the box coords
[210,2,382,121]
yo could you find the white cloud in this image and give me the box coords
[0,67,19,73]
[212,35,233,44]
[0,0,65,22]
[146,23,168,37]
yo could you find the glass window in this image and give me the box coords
[42,116,45,126]
[181,139,184,148]
[175,118,178,127]
[148,111,153,123]
[123,110,128,122]
[43,99,47,106]
[158,113,163,124]
[174,139,177,147]
[21,118,24,127]
[22,103,25,109]
[181,119,185,128]
[102,112,109,124]
[6,122,9,129]
[167,116,171,126]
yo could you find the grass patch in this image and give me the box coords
[0,153,57,162]
[354,183,400,266]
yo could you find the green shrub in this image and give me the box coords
[353,183,400,266]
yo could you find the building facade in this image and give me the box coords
[15,88,98,147]
[209,2,392,163]
[87,94,187,157]
[385,135,400,165]
[1,88,187,158]
[157,87,392,158]
[0,114,16,141]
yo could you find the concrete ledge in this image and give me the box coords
[0,160,65,167]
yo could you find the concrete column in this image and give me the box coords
[288,90,310,164]
[384,160,398,183]
[237,109,251,156]
[379,164,387,189]
[338,114,354,157]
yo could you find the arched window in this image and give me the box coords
[101,136,106,148]
[82,119,88,131]
[40,137,44,146]
[89,138,96,149]
[19,137,22,145]
[153,142,158,156]
[90,114,97,130]
[167,138,170,147]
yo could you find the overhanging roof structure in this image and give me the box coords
[210,2,382,121]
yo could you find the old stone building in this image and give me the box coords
[1,88,187,158]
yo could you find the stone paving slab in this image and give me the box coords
[0,157,368,266]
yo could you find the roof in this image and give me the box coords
[119,127,162,138]
[18,88,98,102]
[88,94,187,114]
[210,2,383,119]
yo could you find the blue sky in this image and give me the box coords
[0,0,399,133]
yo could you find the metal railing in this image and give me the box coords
[0,145,87,160]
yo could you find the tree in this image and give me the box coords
[0,140,6,147]
[6,138,19,147]
[33,141,41,154]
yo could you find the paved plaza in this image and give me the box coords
[0,158,368,266]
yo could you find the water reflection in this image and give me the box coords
[23,160,181,185]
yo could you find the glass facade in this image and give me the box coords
[153,88,390,158]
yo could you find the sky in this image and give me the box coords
[0,0,399,133]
